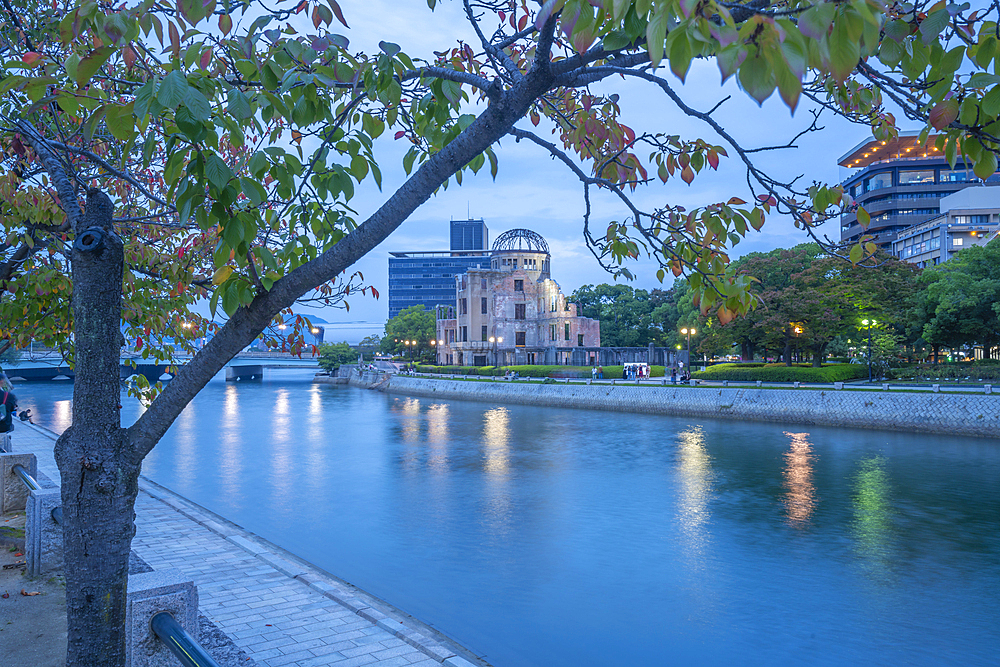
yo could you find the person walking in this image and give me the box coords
[670,367,677,385]
[597,365,603,379]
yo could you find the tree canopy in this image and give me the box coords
[381,305,436,358]
[2,0,1000,663]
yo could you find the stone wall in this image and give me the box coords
[347,373,1000,438]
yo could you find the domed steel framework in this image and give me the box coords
[491,228,549,254]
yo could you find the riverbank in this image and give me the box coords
[337,372,1000,439]
[7,422,487,667]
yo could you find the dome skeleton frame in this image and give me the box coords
[491,228,550,254]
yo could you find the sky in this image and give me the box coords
[291,0,891,343]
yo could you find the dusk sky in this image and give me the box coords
[295,0,890,342]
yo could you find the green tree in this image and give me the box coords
[1,0,997,662]
[570,284,661,346]
[317,341,357,372]
[914,239,1000,361]
[382,306,435,360]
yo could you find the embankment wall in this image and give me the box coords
[341,372,1000,438]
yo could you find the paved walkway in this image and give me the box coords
[10,423,483,667]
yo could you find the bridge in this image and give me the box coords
[3,355,321,384]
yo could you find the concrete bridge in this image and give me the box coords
[3,356,320,383]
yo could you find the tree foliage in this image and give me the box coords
[317,340,356,371]
[381,305,435,357]
[1,0,1000,663]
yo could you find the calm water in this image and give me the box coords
[15,373,1000,666]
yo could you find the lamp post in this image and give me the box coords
[680,327,696,370]
[404,340,412,362]
[489,336,503,367]
[430,339,436,364]
[861,319,877,383]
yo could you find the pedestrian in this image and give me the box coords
[0,372,17,452]
[622,366,627,380]
[598,365,603,379]
[671,367,677,385]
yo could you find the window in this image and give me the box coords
[578,334,584,347]
[550,324,556,341]
[515,304,526,320]
[460,298,467,315]
[940,169,971,183]
[481,278,487,289]
[515,331,526,346]
[514,279,524,291]
[565,323,570,341]
[482,325,488,341]
[448,329,455,343]
[899,169,934,185]
[865,172,892,191]
[954,215,989,225]
[953,237,964,246]
[550,298,556,312]
[481,297,488,314]
[461,326,468,341]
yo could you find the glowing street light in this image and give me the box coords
[680,327,696,368]
[861,318,877,383]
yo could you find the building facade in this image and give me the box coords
[435,229,601,366]
[891,187,1000,267]
[839,132,1000,250]
[387,219,489,318]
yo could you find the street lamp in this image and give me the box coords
[430,339,436,363]
[680,327,696,370]
[404,340,412,361]
[861,318,877,383]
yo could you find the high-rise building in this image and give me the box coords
[450,218,488,251]
[386,219,490,319]
[839,132,1000,250]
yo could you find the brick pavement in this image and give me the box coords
[10,422,484,667]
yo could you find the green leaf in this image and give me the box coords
[205,152,236,190]
[183,87,212,122]
[968,73,1000,88]
[240,177,266,206]
[133,79,158,119]
[856,206,870,229]
[227,90,253,119]
[973,150,998,180]
[646,8,667,68]
[248,151,269,178]
[105,101,135,141]
[738,54,775,105]
[797,2,835,40]
[982,86,1000,117]
[828,19,860,83]
[849,243,863,265]
[157,71,189,108]
[919,9,950,45]
[76,46,114,88]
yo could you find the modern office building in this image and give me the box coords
[891,187,1000,266]
[387,219,490,318]
[434,228,601,367]
[839,132,1000,250]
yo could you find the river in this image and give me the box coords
[13,371,1000,666]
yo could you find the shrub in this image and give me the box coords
[412,364,665,378]
[691,363,870,383]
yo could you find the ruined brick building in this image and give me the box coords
[435,229,601,366]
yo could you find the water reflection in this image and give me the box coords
[219,385,243,500]
[782,431,817,528]
[676,427,712,552]
[482,407,510,476]
[852,455,895,583]
[272,388,292,503]
[426,403,450,473]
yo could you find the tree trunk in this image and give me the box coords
[783,332,792,367]
[933,344,939,364]
[812,342,825,367]
[53,190,138,667]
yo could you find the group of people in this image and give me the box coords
[622,363,649,380]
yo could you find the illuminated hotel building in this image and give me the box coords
[839,132,1000,250]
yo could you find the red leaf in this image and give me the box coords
[681,165,694,184]
[199,47,212,70]
[394,130,405,139]
[219,13,232,35]
[123,45,137,68]
[136,336,143,350]
[312,6,321,29]
[929,99,958,130]
[327,0,349,28]
[21,52,42,66]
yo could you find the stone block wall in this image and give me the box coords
[351,375,1000,439]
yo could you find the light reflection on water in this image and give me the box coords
[14,376,1000,667]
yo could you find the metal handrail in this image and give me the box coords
[12,464,39,491]
[150,612,220,667]
[11,464,61,525]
